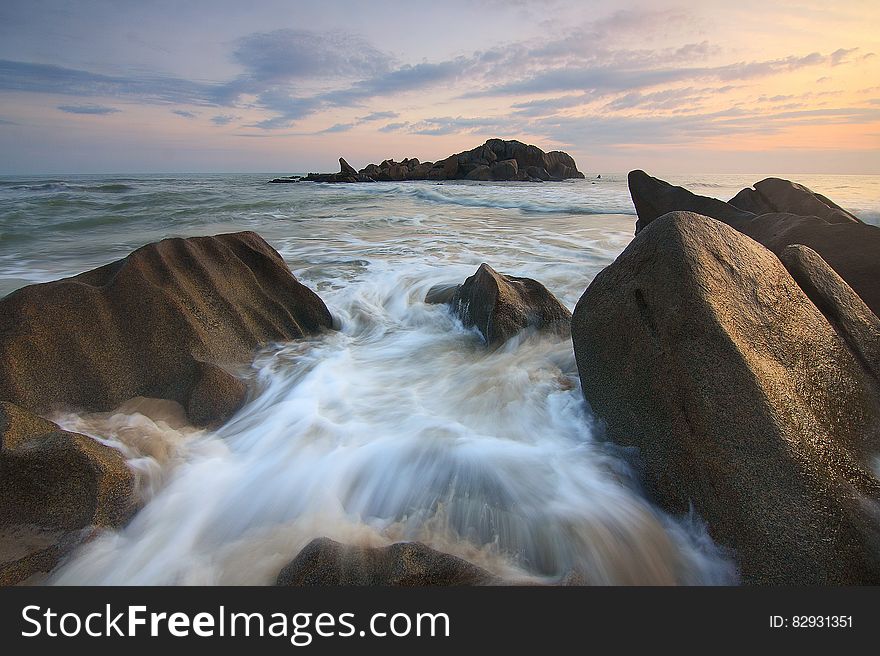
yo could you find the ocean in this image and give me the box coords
[1,173,877,584]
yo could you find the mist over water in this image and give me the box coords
[3,172,874,585]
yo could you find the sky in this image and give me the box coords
[0,0,879,174]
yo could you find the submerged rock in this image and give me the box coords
[0,402,135,584]
[0,231,333,427]
[448,264,571,346]
[276,538,495,586]
[627,170,880,316]
[571,212,880,584]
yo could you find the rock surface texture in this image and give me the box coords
[627,170,880,317]
[276,538,495,586]
[0,231,333,427]
[0,402,136,585]
[571,211,880,584]
[444,263,572,346]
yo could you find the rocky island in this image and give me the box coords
[269,138,586,184]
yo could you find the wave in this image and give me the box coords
[8,181,135,193]
[361,184,637,216]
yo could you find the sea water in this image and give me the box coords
[1,173,877,584]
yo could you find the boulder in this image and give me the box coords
[0,232,333,427]
[490,159,518,181]
[450,264,572,345]
[526,166,551,181]
[0,402,135,584]
[276,538,495,586]
[730,178,860,224]
[627,170,880,317]
[359,163,382,178]
[424,283,461,305]
[571,211,880,584]
[338,157,357,177]
[628,170,754,233]
[779,245,880,385]
[465,165,491,181]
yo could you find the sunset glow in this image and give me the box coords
[1,0,878,174]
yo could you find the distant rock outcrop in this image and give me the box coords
[627,170,880,317]
[270,139,586,184]
[276,538,495,586]
[571,211,880,584]
[0,232,333,427]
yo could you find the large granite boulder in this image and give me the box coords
[447,264,571,346]
[276,538,495,586]
[571,211,880,584]
[627,170,880,317]
[0,231,333,426]
[0,402,135,584]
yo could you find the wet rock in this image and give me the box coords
[627,170,880,316]
[571,211,880,584]
[276,538,495,586]
[0,231,333,427]
[450,264,571,346]
[0,402,135,585]
[424,283,461,305]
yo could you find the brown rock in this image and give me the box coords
[730,177,860,224]
[339,157,357,176]
[451,264,571,346]
[571,211,880,584]
[780,244,880,389]
[424,283,460,305]
[0,402,135,584]
[627,170,880,317]
[276,538,495,586]
[0,232,333,426]
[465,165,491,181]
[490,158,518,181]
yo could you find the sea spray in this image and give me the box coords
[51,262,736,585]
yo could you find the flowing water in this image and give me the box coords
[2,173,878,585]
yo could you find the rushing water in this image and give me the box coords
[1,173,877,585]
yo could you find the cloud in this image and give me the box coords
[471,51,844,98]
[317,122,355,133]
[172,109,197,118]
[830,47,858,65]
[57,103,120,115]
[378,121,410,133]
[533,106,880,148]
[511,94,592,116]
[232,29,392,82]
[211,114,237,125]
[0,117,16,125]
[0,59,219,105]
[380,116,514,137]
[360,111,398,122]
